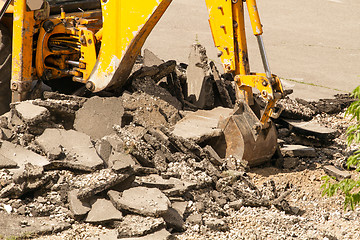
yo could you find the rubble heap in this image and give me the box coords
[0,46,358,240]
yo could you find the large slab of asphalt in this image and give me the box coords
[144,0,360,100]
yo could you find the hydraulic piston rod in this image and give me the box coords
[246,0,272,81]
[257,35,272,81]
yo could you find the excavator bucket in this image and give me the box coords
[218,101,278,167]
[204,0,282,166]
[87,0,172,92]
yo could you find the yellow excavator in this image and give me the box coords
[0,0,284,166]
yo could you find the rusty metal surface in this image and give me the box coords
[220,101,278,166]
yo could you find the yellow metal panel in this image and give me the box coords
[205,0,235,72]
[232,1,250,76]
[11,0,35,102]
[235,74,274,99]
[79,27,97,81]
[235,73,284,125]
[88,0,172,92]
[246,0,263,36]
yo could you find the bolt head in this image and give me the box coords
[85,81,95,91]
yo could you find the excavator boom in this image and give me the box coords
[87,0,172,92]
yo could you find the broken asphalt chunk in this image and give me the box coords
[281,144,316,158]
[108,187,170,217]
[0,152,18,169]
[203,145,224,166]
[13,101,50,125]
[162,178,197,197]
[117,228,174,240]
[277,98,315,121]
[186,43,214,109]
[0,141,50,179]
[36,128,103,171]
[77,169,132,200]
[186,214,203,225]
[172,107,231,145]
[323,165,351,180]
[68,189,91,219]
[85,198,123,224]
[171,201,188,218]
[279,119,339,141]
[210,61,233,108]
[143,48,164,67]
[74,96,124,140]
[0,213,70,239]
[117,214,165,238]
[134,174,176,190]
[109,151,137,172]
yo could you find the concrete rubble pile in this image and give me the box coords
[0,46,356,239]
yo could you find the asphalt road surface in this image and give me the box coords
[144,0,360,100]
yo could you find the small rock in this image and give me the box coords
[162,207,185,231]
[195,202,205,213]
[283,157,299,169]
[204,218,229,231]
[186,214,203,225]
[229,199,243,210]
[3,204,12,214]
[171,201,188,217]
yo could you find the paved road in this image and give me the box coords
[144,0,360,100]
